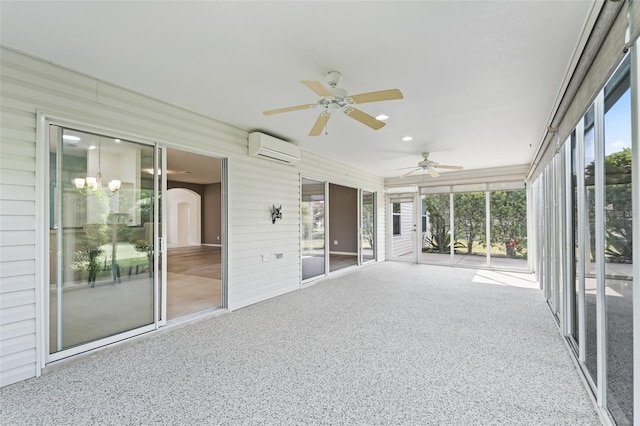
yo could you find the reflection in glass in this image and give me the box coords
[49,125,154,354]
[362,191,375,262]
[489,190,528,269]
[583,104,598,385]
[301,178,325,280]
[453,192,486,266]
[603,57,633,424]
[421,194,450,263]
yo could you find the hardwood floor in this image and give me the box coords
[167,245,221,319]
[329,253,358,272]
[167,246,221,279]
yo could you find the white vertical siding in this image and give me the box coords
[0,46,387,385]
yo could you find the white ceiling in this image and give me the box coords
[0,1,596,178]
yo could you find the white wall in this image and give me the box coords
[166,188,201,247]
[0,47,385,386]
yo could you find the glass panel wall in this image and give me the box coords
[552,155,564,321]
[361,191,375,262]
[301,178,325,280]
[49,125,155,355]
[535,53,635,425]
[570,130,580,348]
[421,193,451,263]
[420,188,527,269]
[603,56,633,425]
[583,104,598,385]
[490,190,528,268]
[453,192,486,266]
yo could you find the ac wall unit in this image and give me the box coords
[248,132,301,165]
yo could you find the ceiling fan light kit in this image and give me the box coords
[264,71,403,136]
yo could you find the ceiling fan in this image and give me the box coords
[398,152,463,178]
[263,71,403,136]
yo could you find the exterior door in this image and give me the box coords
[388,196,417,262]
[47,123,161,362]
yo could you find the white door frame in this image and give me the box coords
[39,114,162,365]
[386,194,418,262]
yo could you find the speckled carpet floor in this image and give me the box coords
[1,262,600,425]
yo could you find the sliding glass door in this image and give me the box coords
[361,190,375,263]
[48,124,158,361]
[301,178,326,281]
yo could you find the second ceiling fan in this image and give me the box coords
[263,71,403,136]
[399,152,463,178]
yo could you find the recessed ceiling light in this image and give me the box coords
[88,145,96,150]
[63,135,81,141]
[375,114,389,121]
[402,136,413,142]
[114,139,121,143]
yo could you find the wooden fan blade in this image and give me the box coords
[400,168,421,178]
[344,108,385,130]
[309,113,331,136]
[434,164,463,170]
[301,80,331,97]
[428,168,440,178]
[349,89,404,104]
[263,104,316,116]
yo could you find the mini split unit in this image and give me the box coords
[248,132,301,165]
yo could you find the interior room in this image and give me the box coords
[328,183,358,273]
[166,148,222,320]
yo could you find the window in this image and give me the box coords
[392,202,401,235]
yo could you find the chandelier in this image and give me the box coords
[74,141,121,196]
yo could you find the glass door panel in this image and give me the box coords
[301,178,326,280]
[421,194,450,263]
[489,190,528,268]
[361,190,375,263]
[157,146,166,325]
[48,125,155,357]
[453,192,486,266]
[582,104,598,385]
[603,56,633,424]
[569,131,580,348]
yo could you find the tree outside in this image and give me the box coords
[490,190,527,258]
[587,147,633,263]
[422,194,451,253]
[453,192,485,255]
